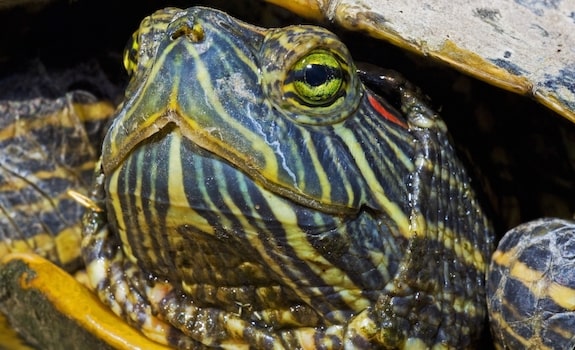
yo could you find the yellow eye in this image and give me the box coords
[287,50,344,106]
[122,30,140,76]
[261,26,362,125]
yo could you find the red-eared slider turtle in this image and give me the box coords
[81,6,494,349]
[0,1,574,349]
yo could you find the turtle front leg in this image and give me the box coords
[81,168,179,346]
[80,163,203,347]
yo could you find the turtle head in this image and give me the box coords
[103,6,415,218]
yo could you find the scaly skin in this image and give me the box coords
[82,6,494,349]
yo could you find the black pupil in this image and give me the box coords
[303,64,339,86]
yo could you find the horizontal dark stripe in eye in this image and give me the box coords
[286,65,342,87]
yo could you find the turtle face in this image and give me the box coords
[87,6,491,349]
[101,4,417,329]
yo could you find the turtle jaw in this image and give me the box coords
[104,113,355,222]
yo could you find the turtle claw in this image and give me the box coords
[82,220,171,343]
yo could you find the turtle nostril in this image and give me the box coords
[170,22,204,43]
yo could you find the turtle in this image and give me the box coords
[0,1,574,349]
[81,5,496,349]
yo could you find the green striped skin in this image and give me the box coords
[82,7,494,349]
[488,218,575,349]
[0,92,113,271]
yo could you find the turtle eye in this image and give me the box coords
[122,30,140,77]
[287,50,344,106]
[261,26,361,125]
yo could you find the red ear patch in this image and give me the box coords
[367,93,407,128]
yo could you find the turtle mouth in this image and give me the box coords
[106,112,358,216]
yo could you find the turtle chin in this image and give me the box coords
[101,125,350,337]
